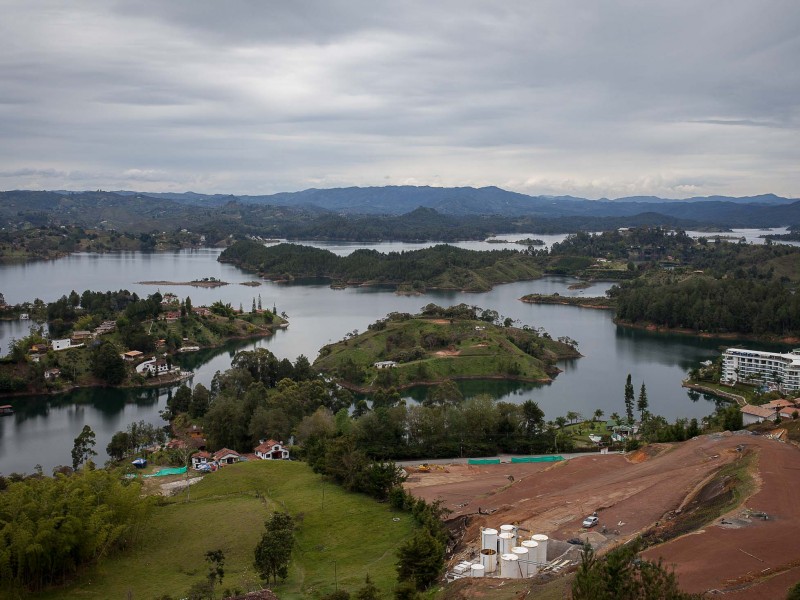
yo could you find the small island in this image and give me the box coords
[520,293,615,309]
[137,278,228,288]
[313,303,581,391]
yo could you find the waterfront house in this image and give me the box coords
[122,350,144,362]
[44,368,61,380]
[254,439,290,460]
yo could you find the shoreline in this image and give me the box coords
[334,373,556,394]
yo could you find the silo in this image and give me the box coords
[500,553,521,579]
[511,546,530,577]
[498,532,515,554]
[480,548,497,573]
[521,540,539,575]
[481,527,498,551]
[531,534,549,565]
[470,564,486,578]
[499,524,517,545]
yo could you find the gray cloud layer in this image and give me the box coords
[1,1,798,198]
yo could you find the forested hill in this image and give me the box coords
[218,240,543,292]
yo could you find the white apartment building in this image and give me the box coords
[722,348,800,391]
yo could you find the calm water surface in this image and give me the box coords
[0,245,752,474]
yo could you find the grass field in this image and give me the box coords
[34,461,415,600]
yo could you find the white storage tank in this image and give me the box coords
[498,532,515,554]
[481,527,498,551]
[500,524,517,546]
[521,540,539,575]
[470,564,485,578]
[500,553,521,579]
[511,546,530,577]
[531,534,549,565]
[480,548,497,573]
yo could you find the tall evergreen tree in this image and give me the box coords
[637,382,649,420]
[624,374,635,424]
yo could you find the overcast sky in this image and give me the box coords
[1,1,798,199]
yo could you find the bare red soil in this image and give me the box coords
[404,434,800,597]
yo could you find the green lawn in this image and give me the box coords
[34,461,415,600]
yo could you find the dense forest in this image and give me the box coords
[219,241,543,291]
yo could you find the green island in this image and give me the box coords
[519,293,615,309]
[313,304,580,391]
[0,290,285,396]
[219,241,544,292]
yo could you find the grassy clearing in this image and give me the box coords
[34,461,415,600]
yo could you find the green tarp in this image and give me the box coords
[510,455,564,463]
[143,466,188,478]
[467,459,501,465]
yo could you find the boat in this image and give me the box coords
[0,404,14,416]
[178,346,200,352]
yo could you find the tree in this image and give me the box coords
[593,409,604,422]
[254,512,295,584]
[71,424,97,470]
[355,574,381,600]
[92,341,126,384]
[185,296,193,315]
[566,410,579,425]
[572,541,702,599]
[624,374,635,424]
[637,382,649,420]
[189,383,210,418]
[170,384,193,414]
[106,431,132,461]
[396,528,445,590]
[522,400,545,436]
[205,549,225,596]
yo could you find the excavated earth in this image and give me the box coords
[403,432,800,597]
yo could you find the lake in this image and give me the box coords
[0,243,754,474]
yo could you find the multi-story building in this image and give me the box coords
[722,348,800,391]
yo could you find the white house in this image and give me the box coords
[740,404,778,426]
[136,358,171,375]
[213,448,241,465]
[191,451,212,470]
[52,338,72,351]
[254,439,290,460]
[374,361,398,369]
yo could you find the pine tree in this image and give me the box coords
[252,298,257,313]
[258,294,262,311]
[637,382,649,420]
[624,374,635,424]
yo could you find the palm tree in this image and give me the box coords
[565,411,579,425]
[610,412,621,424]
[593,409,604,422]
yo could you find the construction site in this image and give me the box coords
[402,431,800,598]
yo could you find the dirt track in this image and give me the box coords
[404,433,800,596]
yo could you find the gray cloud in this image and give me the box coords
[0,1,798,198]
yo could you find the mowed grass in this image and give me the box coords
[34,461,415,600]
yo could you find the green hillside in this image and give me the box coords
[314,307,580,390]
[34,461,414,600]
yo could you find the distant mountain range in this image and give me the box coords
[1,186,797,231]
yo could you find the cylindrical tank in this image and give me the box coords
[498,532,515,554]
[500,553,521,579]
[470,564,485,578]
[480,548,497,573]
[511,546,530,577]
[521,540,539,575]
[499,524,517,546]
[531,534,549,565]
[481,528,498,551]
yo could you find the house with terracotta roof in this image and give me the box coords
[213,448,241,465]
[254,439,289,460]
[764,399,796,411]
[740,404,778,426]
[191,450,212,470]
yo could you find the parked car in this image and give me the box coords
[582,515,599,528]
